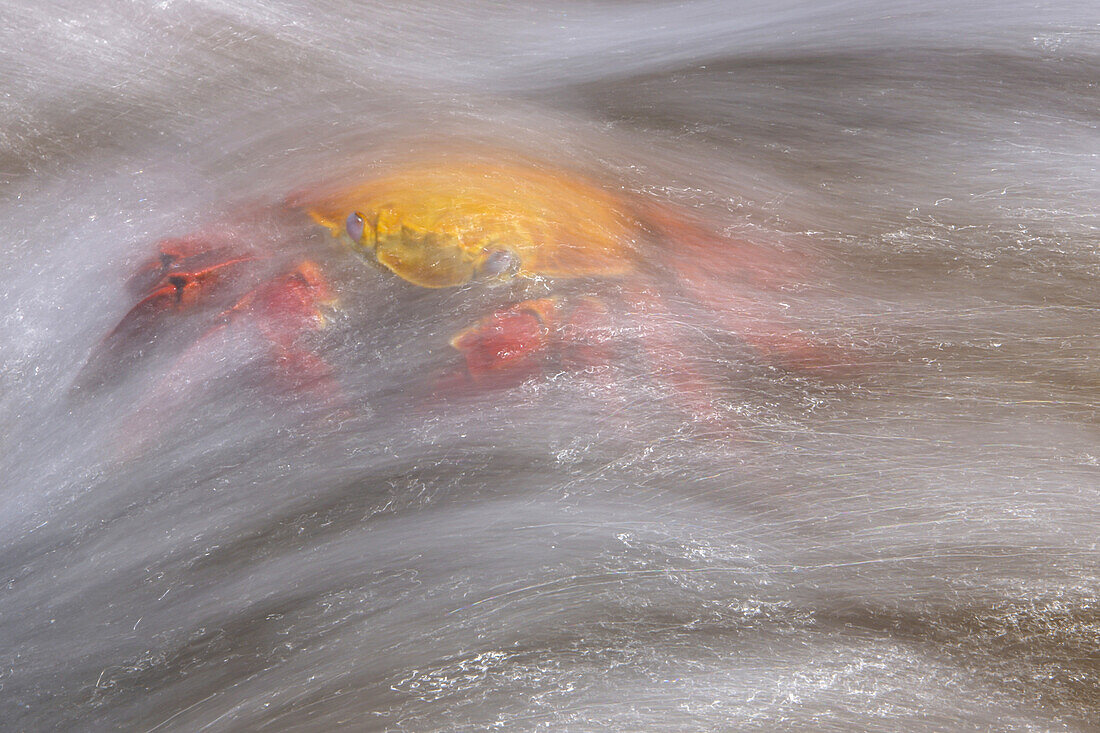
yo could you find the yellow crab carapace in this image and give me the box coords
[307,159,643,288]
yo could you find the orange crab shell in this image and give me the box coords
[305,159,646,287]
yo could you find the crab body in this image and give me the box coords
[307,160,642,288]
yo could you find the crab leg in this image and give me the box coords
[650,207,842,371]
[616,287,725,422]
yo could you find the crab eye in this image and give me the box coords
[345,212,365,243]
[479,248,520,279]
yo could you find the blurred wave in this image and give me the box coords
[2,1,1098,730]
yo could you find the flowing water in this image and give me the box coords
[2,1,1098,730]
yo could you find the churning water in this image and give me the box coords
[2,1,1098,730]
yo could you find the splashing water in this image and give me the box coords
[2,1,1098,730]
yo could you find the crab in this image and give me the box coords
[80,150,841,446]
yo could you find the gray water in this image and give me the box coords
[2,1,1098,730]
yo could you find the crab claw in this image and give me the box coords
[75,239,259,394]
[449,298,557,386]
[427,296,620,407]
[125,237,257,298]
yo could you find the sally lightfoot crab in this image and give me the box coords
[79,149,843,447]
